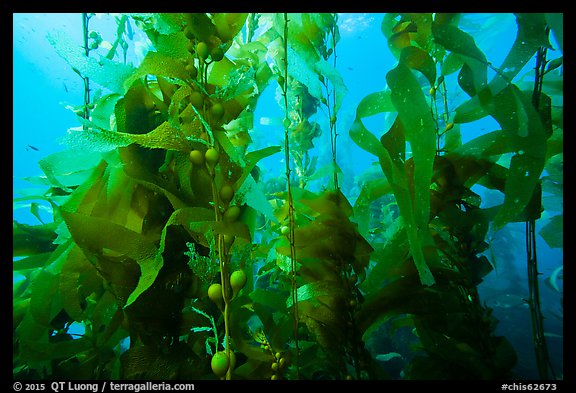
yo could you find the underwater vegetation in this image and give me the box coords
[13,13,563,380]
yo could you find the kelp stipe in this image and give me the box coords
[13,13,562,380]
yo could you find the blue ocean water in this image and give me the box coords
[13,13,563,380]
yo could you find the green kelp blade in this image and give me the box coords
[356,90,395,117]
[441,52,465,77]
[490,13,551,96]
[287,45,324,103]
[387,61,437,286]
[399,46,436,87]
[124,51,190,90]
[453,14,552,124]
[287,280,345,308]
[47,30,135,95]
[488,87,547,229]
[13,221,59,257]
[212,13,249,43]
[131,13,187,36]
[315,58,348,113]
[64,120,192,154]
[386,60,436,229]
[37,149,103,191]
[431,21,487,94]
[350,95,434,286]
[129,121,191,152]
[360,222,409,294]
[27,241,78,328]
[13,252,53,271]
[353,177,393,238]
[234,175,277,227]
[59,244,102,322]
[238,145,282,187]
[61,210,162,308]
[20,336,93,363]
[61,125,133,153]
[91,93,123,130]
[546,13,563,53]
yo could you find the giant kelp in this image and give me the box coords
[13,13,562,380]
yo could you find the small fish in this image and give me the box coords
[546,265,563,293]
[26,144,39,152]
[63,82,68,93]
[486,293,528,309]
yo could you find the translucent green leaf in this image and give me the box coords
[20,337,93,362]
[356,91,395,118]
[213,13,248,42]
[353,177,392,237]
[486,88,546,229]
[360,222,409,294]
[162,206,214,247]
[234,175,276,224]
[546,13,563,53]
[432,22,487,64]
[386,63,437,286]
[287,280,343,308]
[29,268,61,327]
[61,126,133,152]
[91,93,122,130]
[545,56,563,75]
[250,288,287,312]
[28,242,72,327]
[315,58,348,113]
[126,51,190,88]
[236,145,281,188]
[494,154,542,228]
[13,221,59,257]
[215,66,257,101]
[60,210,161,308]
[454,14,553,124]
[349,116,388,160]
[454,129,516,158]
[399,46,436,86]
[47,30,135,95]
[132,13,186,35]
[207,56,237,88]
[350,94,434,285]
[306,160,342,182]
[129,121,191,152]
[13,252,52,271]
[152,32,190,59]
[490,13,551,95]
[287,46,323,102]
[441,52,464,76]
[185,13,217,41]
[60,245,101,323]
[38,150,104,191]
[432,22,487,95]
[453,95,488,124]
[539,214,562,248]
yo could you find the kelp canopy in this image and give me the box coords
[13,13,563,380]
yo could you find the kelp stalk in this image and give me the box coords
[527,41,555,380]
[328,16,340,192]
[282,12,300,379]
[81,13,92,128]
